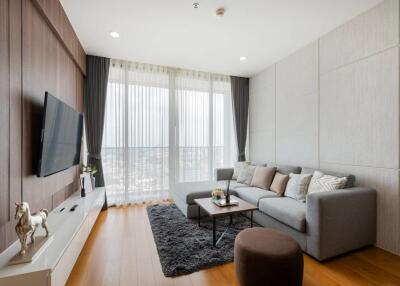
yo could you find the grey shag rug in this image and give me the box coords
[146,203,258,277]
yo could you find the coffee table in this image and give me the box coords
[194,195,258,246]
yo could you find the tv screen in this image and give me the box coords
[37,92,83,177]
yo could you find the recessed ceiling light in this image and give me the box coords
[110,31,120,38]
[193,2,200,9]
[239,56,247,61]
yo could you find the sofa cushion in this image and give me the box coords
[233,162,249,180]
[269,163,301,175]
[175,181,219,204]
[308,171,347,194]
[234,187,277,206]
[250,166,276,190]
[270,172,289,196]
[301,167,355,188]
[259,198,306,232]
[285,173,312,201]
[175,181,242,204]
[230,181,248,190]
[175,182,215,204]
[237,165,256,184]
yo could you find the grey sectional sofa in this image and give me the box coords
[172,163,377,261]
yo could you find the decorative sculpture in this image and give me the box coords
[14,202,49,255]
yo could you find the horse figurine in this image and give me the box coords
[14,202,49,255]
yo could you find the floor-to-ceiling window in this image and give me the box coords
[103,60,235,205]
[175,71,235,183]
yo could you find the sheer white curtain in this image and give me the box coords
[103,59,235,206]
[175,71,235,183]
[103,61,170,205]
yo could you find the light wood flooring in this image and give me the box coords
[66,205,400,286]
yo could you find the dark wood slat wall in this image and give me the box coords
[0,0,23,254]
[7,0,23,252]
[33,0,86,74]
[0,0,11,253]
[0,0,86,253]
[0,0,11,229]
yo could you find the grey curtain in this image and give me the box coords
[230,76,250,161]
[84,56,110,201]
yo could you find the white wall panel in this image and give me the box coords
[250,65,275,93]
[249,0,400,254]
[249,65,276,162]
[320,0,399,74]
[249,131,275,162]
[276,42,318,97]
[320,47,399,169]
[249,84,275,133]
[275,42,319,167]
[276,135,318,168]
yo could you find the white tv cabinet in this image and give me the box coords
[0,188,105,286]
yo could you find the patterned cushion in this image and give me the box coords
[308,171,347,194]
[301,167,355,188]
[237,165,256,185]
[232,161,249,180]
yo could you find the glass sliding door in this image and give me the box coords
[126,69,170,202]
[212,79,236,171]
[175,73,210,182]
[175,72,234,183]
[103,61,170,205]
[102,60,234,205]
[102,65,126,203]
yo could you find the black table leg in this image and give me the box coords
[213,216,216,246]
[198,205,201,226]
[229,214,233,225]
[251,211,253,227]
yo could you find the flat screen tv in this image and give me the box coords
[37,92,83,177]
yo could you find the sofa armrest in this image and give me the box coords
[306,187,376,260]
[214,168,234,181]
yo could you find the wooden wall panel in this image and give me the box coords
[0,0,11,228]
[32,0,86,74]
[76,68,84,113]
[0,0,23,252]
[8,0,23,249]
[21,0,79,213]
[0,0,86,253]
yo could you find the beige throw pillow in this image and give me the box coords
[270,172,289,196]
[237,165,256,185]
[232,161,249,180]
[250,166,276,190]
[308,171,347,194]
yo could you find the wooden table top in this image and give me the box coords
[193,195,258,217]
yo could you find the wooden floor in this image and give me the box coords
[67,205,400,286]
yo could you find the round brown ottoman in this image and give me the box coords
[234,227,303,286]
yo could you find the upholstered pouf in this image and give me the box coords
[234,227,303,286]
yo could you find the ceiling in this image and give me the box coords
[60,0,383,77]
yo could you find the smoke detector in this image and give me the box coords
[216,7,225,18]
[193,3,200,9]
